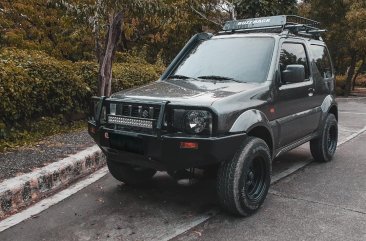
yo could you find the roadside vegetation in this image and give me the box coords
[0,0,365,151]
[0,47,163,151]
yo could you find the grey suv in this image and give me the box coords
[89,15,338,216]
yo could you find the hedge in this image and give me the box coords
[0,48,163,128]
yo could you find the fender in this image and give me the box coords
[320,95,338,121]
[312,94,338,137]
[231,109,274,135]
[229,109,272,133]
[229,109,275,156]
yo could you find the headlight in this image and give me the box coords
[184,110,212,134]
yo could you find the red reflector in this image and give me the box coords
[180,142,198,149]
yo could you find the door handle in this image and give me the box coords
[308,88,315,97]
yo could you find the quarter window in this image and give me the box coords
[279,43,310,83]
[310,45,333,79]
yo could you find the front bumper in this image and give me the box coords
[89,122,246,171]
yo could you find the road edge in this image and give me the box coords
[0,145,105,220]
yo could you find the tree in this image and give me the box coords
[301,0,366,96]
[98,11,123,96]
[93,0,178,96]
[233,0,298,18]
[345,0,366,92]
[0,0,95,61]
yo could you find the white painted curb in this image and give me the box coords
[0,145,105,219]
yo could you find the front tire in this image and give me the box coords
[107,159,156,186]
[310,113,338,162]
[217,137,271,216]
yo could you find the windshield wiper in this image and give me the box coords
[168,74,194,80]
[197,75,242,83]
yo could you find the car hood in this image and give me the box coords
[111,80,260,106]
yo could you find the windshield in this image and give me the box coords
[172,37,275,83]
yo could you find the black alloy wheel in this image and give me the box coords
[310,113,338,162]
[327,124,338,154]
[217,137,271,216]
[241,156,267,204]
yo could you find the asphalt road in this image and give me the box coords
[1,98,366,241]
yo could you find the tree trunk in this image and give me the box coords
[251,8,256,18]
[98,12,123,97]
[345,51,357,97]
[121,30,128,51]
[227,1,236,20]
[352,58,365,91]
[94,0,102,63]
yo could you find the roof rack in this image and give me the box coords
[221,15,326,39]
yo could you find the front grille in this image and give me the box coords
[119,104,160,119]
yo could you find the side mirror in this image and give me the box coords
[281,65,305,84]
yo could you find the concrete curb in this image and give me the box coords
[0,145,105,220]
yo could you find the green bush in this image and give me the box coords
[0,48,164,129]
[0,48,91,127]
[113,62,164,90]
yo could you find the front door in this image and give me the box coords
[274,41,321,147]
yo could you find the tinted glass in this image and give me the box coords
[173,37,275,83]
[310,45,333,78]
[280,43,310,80]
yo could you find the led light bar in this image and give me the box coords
[108,115,154,129]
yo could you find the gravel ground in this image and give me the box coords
[0,130,95,182]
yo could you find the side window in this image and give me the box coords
[310,45,333,79]
[279,43,310,84]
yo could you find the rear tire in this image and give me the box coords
[310,114,338,162]
[217,137,271,216]
[107,159,156,186]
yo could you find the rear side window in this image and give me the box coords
[310,45,333,78]
[280,43,310,81]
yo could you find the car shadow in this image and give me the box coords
[101,146,313,219]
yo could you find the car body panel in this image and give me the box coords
[111,79,263,107]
